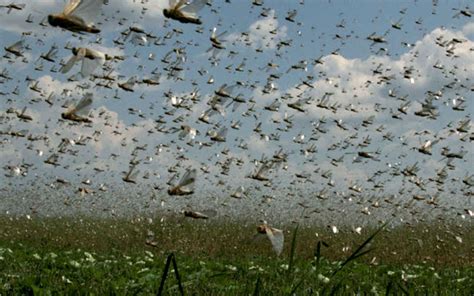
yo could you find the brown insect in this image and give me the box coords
[48,0,105,34]
[163,0,207,25]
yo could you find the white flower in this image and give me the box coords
[49,252,58,259]
[226,265,237,271]
[457,277,467,283]
[69,260,81,268]
[84,252,96,263]
[249,265,264,272]
[62,276,73,284]
[318,274,330,284]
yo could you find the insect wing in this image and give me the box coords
[257,162,271,176]
[167,173,179,186]
[62,48,85,74]
[7,39,24,52]
[178,168,196,187]
[168,0,177,7]
[66,0,103,25]
[72,93,93,115]
[81,50,104,77]
[180,0,207,16]
[63,0,81,15]
[265,227,284,255]
[217,127,228,138]
[61,55,79,74]
[128,165,140,180]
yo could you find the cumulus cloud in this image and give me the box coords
[228,10,288,50]
[275,25,474,125]
[462,21,474,36]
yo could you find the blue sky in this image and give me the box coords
[0,0,472,223]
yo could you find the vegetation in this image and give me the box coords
[0,216,473,294]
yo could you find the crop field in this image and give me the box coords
[1,216,473,295]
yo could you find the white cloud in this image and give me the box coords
[228,10,288,50]
[462,21,474,36]
[275,26,474,124]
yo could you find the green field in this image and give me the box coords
[1,216,473,295]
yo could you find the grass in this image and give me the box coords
[0,215,473,294]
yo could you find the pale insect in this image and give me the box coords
[4,39,26,57]
[257,222,284,256]
[163,0,207,25]
[61,47,107,78]
[168,168,197,195]
[48,0,106,33]
[61,93,93,123]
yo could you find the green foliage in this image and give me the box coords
[1,240,473,294]
[0,217,473,294]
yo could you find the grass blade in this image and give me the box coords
[253,276,261,296]
[385,280,393,296]
[329,280,342,296]
[288,278,304,295]
[332,222,388,276]
[157,253,184,296]
[315,241,322,267]
[314,240,329,272]
[287,224,299,275]
[396,281,409,295]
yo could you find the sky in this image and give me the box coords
[0,0,472,224]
